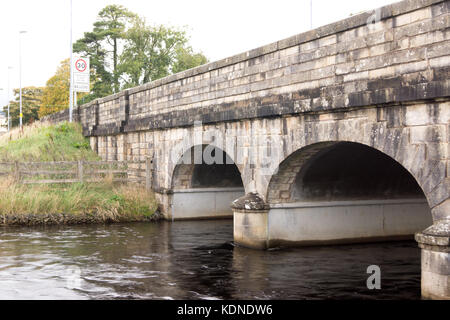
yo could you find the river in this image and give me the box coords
[0,220,421,299]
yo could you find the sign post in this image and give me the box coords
[73,56,90,93]
[69,0,73,122]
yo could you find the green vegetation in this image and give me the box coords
[0,121,100,162]
[0,176,158,224]
[0,122,160,225]
[38,59,89,118]
[74,4,208,102]
[2,87,44,127]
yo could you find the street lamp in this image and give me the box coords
[0,89,3,127]
[19,30,27,131]
[69,0,74,122]
[7,66,12,132]
[0,88,4,132]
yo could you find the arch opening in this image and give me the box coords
[266,141,432,246]
[292,142,424,202]
[170,145,245,220]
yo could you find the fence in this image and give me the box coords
[0,159,153,190]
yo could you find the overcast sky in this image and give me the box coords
[0,0,399,106]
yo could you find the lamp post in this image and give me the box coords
[0,89,3,129]
[0,88,4,132]
[7,66,12,132]
[69,0,74,123]
[19,30,27,131]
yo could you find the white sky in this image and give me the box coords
[0,0,399,107]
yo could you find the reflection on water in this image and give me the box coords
[0,220,421,299]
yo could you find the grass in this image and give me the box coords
[0,121,100,162]
[0,121,160,225]
[0,175,158,222]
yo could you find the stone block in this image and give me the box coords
[427,143,449,160]
[395,7,432,27]
[405,104,430,126]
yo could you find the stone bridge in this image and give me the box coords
[44,0,450,299]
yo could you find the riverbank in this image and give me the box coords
[0,175,162,226]
[0,121,100,162]
[0,122,161,226]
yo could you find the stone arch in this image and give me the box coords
[266,141,431,209]
[169,144,245,220]
[267,141,428,204]
[171,144,244,190]
[265,133,445,217]
[260,140,434,248]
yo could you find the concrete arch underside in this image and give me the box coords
[168,144,245,220]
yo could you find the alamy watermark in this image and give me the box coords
[366,8,382,30]
[366,265,381,290]
[66,265,82,290]
[169,121,283,178]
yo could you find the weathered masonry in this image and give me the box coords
[44,0,450,299]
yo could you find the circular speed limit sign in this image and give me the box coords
[75,59,87,72]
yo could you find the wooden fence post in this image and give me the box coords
[145,157,153,191]
[78,160,84,182]
[14,161,20,183]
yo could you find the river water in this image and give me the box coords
[0,220,421,300]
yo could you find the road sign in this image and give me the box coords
[73,56,90,92]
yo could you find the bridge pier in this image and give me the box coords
[232,193,270,250]
[415,200,450,300]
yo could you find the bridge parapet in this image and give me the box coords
[43,0,449,136]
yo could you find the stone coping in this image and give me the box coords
[415,218,450,249]
[270,198,428,209]
[172,187,245,193]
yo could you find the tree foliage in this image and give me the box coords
[119,17,185,87]
[2,87,43,127]
[92,5,136,93]
[73,4,135,100]
[39,59,70,118]
[172,46,208,75]
[73,5,208,101]
[39,59,88,118]
[73,30,112,102]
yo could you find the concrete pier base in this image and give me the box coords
[154,190,173,220]
[232,195,432,249]
[415,219,450,300]
[232,193,270,250]
[171,187,244,220]
[234,209,269,250]
[268,199,431,246]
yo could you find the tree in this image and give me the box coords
[73,5,208,99]
[172,46,208,75]
[119,16,208,88]
[39,59,88,118]
[74,4,135,97]
[2,87,43,127]
[73,30,112,102]
[39,59,70,118]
